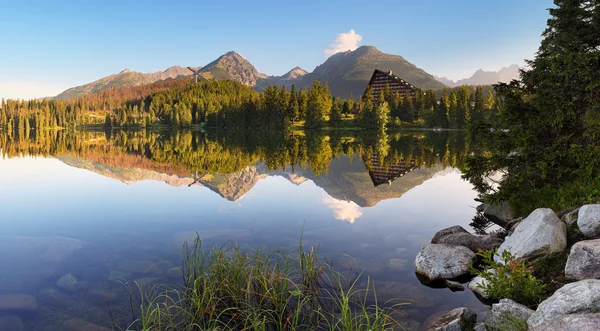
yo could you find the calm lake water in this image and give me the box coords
[0,129,488,330]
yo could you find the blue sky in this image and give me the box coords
[0,0,552,99]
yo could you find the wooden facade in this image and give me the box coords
[363,69,417,104]
[367,154,416,187]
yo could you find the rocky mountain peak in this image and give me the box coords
[119,68,132,74]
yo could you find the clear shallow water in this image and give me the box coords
[0,130,488,330]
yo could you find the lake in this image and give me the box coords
[0,129,489,330]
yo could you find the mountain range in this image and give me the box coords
[57,154,444,208]
[53,47,520,100]
[434,64,521,87]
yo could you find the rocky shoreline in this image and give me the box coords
[415,203,600,330]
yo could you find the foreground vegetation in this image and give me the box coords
[127,236,405,330]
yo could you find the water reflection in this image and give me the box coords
[0,129,485,330]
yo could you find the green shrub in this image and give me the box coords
[470,249,547,308]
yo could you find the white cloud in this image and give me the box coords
[324,29,363,56]
[322,196,363,224]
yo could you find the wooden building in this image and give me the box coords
[366,154,416,187]
[363,69,418,104]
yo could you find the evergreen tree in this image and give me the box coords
[329,99,342,127]
[375,101,391,132]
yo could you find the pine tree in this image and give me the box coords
[329,99,342,127]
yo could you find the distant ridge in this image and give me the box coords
[435,65,521,87]
[54,66,192,100]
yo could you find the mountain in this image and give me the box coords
[435,64,521,87]
[199,51,268,88]
[298,46,446,98]
[279,67,308,81]
[54,66,191,100]
[433,76,456,87]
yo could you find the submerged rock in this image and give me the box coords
[357,281,435,308]
[495,208,566,263]
[0,315,24,331]
[565,239,600,280]
[444,280,465,292]
[528,279,600,328]
[386,258,409,270]
[578,204,600,238]
[415,244,475,281]
[38,288,74,307]
[166,267,183,279]
[0,235,85,289]
[423,307,477,331]
[530,313,600,331]
[57,273,80,292]
[0,294,37,313]
[61,318,112,331]
[431,225,503,252]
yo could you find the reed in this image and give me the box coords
[125,234,407,330]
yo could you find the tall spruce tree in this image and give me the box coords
[464,0,600,213]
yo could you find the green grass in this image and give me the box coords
[124,235,408,330]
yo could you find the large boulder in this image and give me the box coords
[578,204,600,238]
[485,299,534,330]
[431,225,503,252]
[415,244,476,281]
[530,313,600,331]
[495,208,566,263]
[528,279,600,328]
[423,307,477,331]
[479,202,515,228]
[565,239,600,280]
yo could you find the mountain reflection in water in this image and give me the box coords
[0,129,487,330]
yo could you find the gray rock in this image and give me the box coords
[431,225,503,252]
[444,280,465,291]
[530,313,600,331]
[578,204,600,238]
[423,307,477,331]
[528,279,600,328]
[482,202,515,228]
[495,208,566,263]
[485,299,534,330]
[468,275,490,298]
[57,273,80,292]
[565,239,600,280]
[473,323,486,331]
[415,244,476,281]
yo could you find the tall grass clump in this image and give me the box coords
[126,235,407,330]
